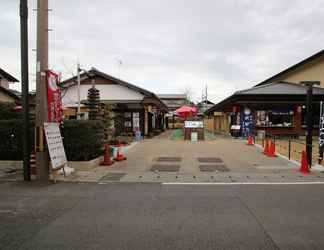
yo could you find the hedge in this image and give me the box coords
[0,119,104,161]
[63,120,104,161]
[0,119,34,160]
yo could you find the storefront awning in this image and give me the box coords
[206,82,324,114]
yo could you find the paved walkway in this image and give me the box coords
[4,130,323,183]
[108,134,293,174]
[60,131,324,183]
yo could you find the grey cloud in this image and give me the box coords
[1,0,324,102]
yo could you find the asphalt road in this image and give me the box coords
[1,181,324,250]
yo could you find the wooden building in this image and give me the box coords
[206,82,324,137]
[205,50,324,137]
[61,68,168,138]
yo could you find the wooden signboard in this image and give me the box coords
[44,123,67,175]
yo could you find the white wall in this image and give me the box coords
[63,84,145,107]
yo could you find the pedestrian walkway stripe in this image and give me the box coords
[162,182,324,185]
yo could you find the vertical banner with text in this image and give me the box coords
[47,70,62,123]
[319,101,324,163]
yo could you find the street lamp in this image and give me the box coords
[301,81,321,167]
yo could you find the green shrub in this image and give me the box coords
[0,118,104,161]
[0,119,34,160]
[63,120,104,161]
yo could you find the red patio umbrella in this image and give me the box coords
[175,105,197,118]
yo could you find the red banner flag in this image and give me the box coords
[47,70,62,123]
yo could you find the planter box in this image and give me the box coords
[68,156,103,171]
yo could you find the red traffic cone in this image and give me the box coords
[263,139,269,155]
[101,144,114,166]
[246,136,254,145]
[114,142,127,161]
[299,150,310,174]
[267,140,276,157]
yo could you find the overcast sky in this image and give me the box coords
[1,0,324,103]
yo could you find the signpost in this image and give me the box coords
[319,101,324,164]
[185,121,204,128]
[301,81,321,167]
[242,107,253,138]
[44,123,67,181]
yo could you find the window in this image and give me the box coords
[256,110,293,127]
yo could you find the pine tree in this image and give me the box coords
[87,86,100,120]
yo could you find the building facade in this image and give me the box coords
[158,94,193,128]
[61,68,168,138]
[206,50,324,137]
[0,68,19,103]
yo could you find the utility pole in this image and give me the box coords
[20,0,30,181]
[301,81,320,167]
[77,62,81,119]
[35,0,49,181]
[205,85,208,111]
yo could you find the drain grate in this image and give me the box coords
[198,157,223,163]
[151,164,180,172]
[199,165,229,172]
[100,173,126,181]
[157,157,182,162]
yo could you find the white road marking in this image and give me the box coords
[162,182,324,185]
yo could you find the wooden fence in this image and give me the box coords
[255,137,321,165]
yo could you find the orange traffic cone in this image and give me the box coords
[101,144,114,166]
[263,139,269,155]
[114,142,127,161]
[299,150,310,174]
[267,140,276,157]
[246,136,254,145]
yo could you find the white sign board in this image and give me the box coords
[185,121,204,128]
[133,112,140,129]
[44,123,67,170]
[231,125,241,130]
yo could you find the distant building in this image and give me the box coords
[157,94,195,129]
[0,86,20,103]
[0,67,18,89]
[61,68,168,137]
[196,100,215,116]
[0,68,19,103]
[157,94,190,112]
